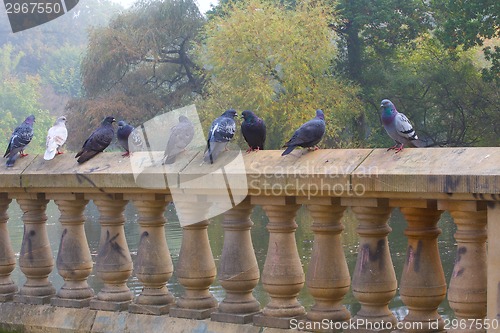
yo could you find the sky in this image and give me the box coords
[110,0,218,14]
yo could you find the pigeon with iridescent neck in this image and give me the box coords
[241,110,266,152]
[380,99,426,153]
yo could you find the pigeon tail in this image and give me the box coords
[43,149,57,161]
[6,154,19,167]
[410,137,436,148]
[44,140,60,160]
[163,154,177,165]
[281,145,296,156]
[76,150,100,164]
[204,141,226,164]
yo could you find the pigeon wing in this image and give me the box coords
[164,121,194,163]
[211,117,236,142]
[4,125,33,158]
[394,113,418,141]
[286,119,323,147]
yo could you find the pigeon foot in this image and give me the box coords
[388,144,404,153]
[122,152,130,157]
[20,153,29,158]
[387,144,400,151]
[394,145,405,153]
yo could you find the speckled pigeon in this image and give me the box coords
[241,110,266,152]
[203,109,238,164]
[44,116,68,160]
[4,115,35,167]
[75,116,116,164]
[117,120,143,157]
[163,115,195,165]
[380,99,426,153]
[282,109,325,156]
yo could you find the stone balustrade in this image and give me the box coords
[0,147,498,332]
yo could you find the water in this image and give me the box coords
[5,200,457,320]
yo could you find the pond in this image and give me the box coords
[5,200,457,321]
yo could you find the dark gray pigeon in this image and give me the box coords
[282,109,325,156]
[163,115,195,165]
[241,110,266,152]
[117,120,143,156]
[203,109,238,164]
[380,99,426,153]
[75,116,116,164]
[4,115,35,167]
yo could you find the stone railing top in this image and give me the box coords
[0,147,498,200]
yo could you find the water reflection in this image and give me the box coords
[6,200,456,319]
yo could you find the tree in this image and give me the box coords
[0,45,54,153]
[66,0,206,149]
[198,0,363,149]
[367,35,500,147]
[40,44,83,97]
[432,0,500,84]
[0,0,122,74]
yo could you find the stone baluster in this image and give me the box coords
[399,202,446,332]
[252,197,306,329]
[128,196,175,315]
[345,198,397,330]
[487,201,500,322]
[51,198,94,307]
[169,200,218,319]
[90,197,133,311]
[439,201,487,333]
[15,197,56,304]
[212,197,261,324]
[299,197,350,323]
[0,195,17,301]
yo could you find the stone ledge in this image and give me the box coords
[0,148,498,197]
[0,302,294,333]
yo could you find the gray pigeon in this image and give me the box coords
[44,116,68,160]
[380,99,426,152]
[4,115,35,167]
[163,115,195,165]
[75,116,116,164]
[282,109,325,156]
[117,120,143,156]
[203,109,238,164]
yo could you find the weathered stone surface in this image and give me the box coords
[0,148,496,198]
[0,302,291,333]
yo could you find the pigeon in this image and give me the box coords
[44,116,68,160]
[4,115,35,167]
[75,116,116,164]
[282,109,325,156]
[163,115,195,165]
[241,110,266,152]
[203,109,238,164]
[380,99,426,153]
[117,120,143,157]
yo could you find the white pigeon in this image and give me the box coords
[44,116,68,160]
